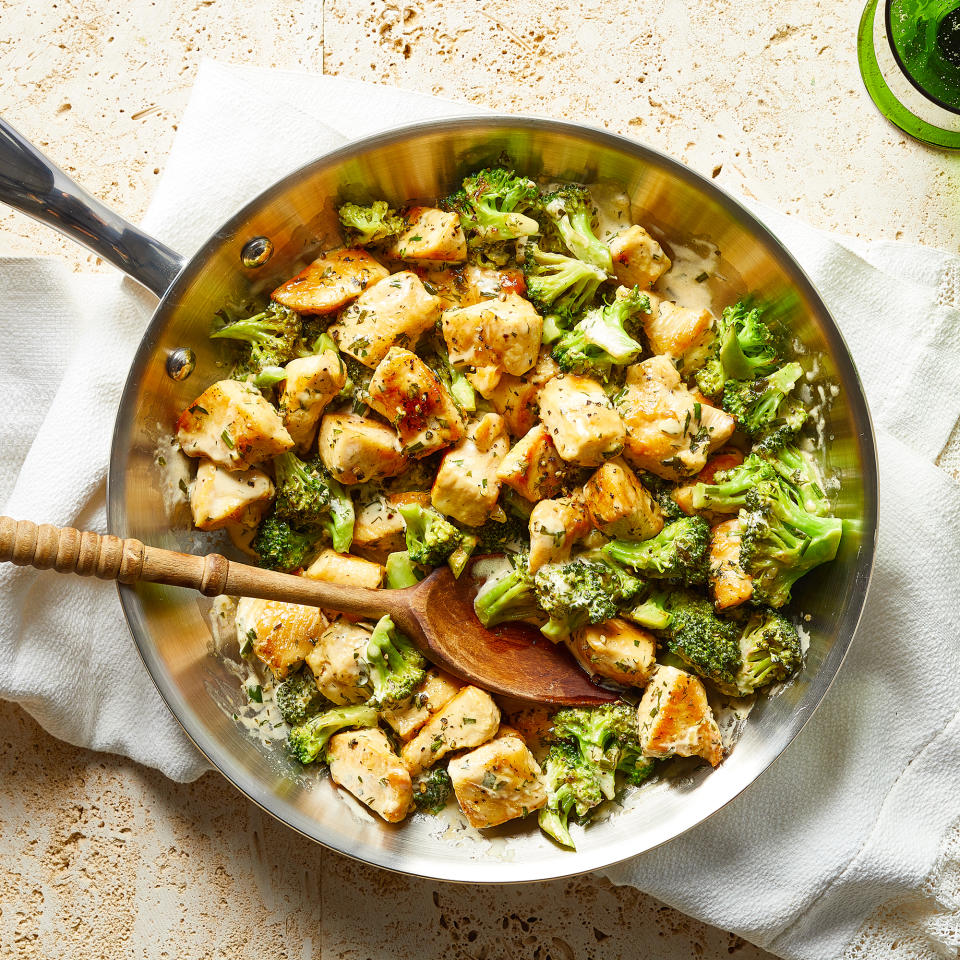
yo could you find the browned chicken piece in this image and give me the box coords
[642,301,716,376]
[271,248,389,315]
[417,264,526,309]
[386,206,467,262]
[636,665,723,767]
[673,448,745,516]
[302,549,385,589]
[583,457,664,541]
[190,460,274,532]
[176,379,293,469]
[401,685,501,774]
[448,735,547,828]
[539,374,626,467]
[505,705,555,762]
[317,412,408,484]
[431,413,510,526]
[608,224,671,289]
[381,668,462,739]
[709,518,753,610]
[567,618,657,687]
[330,270,442,367]
[441,293,543,395]
[496,423,567,502]
[616,356,734,481]
[366,346,464,458]
[485,349,560,437]
[528,495,592,572]
[279,350,347,451]
[305,620,371,704]
[235,598,325,679]
[327,728,413,823]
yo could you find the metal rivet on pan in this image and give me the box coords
[166,347,196,381]
[241,236,274,268]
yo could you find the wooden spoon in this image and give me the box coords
[0,516,617,706]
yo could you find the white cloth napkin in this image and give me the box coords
[2,60,959,958]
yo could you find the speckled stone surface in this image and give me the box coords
[1,1,957,957]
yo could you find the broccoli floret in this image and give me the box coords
[398,502,463,568]
[211,302,302,373]
[287,704,378,765]
[552,288,650,380]
[464,511,529,554]
[722,362,806,441]
[533,556,642,641]
[637,472,685,523]
[362,615,427,709]
[412,767,453,814]
[474,552,545,629]
[729,609,803,694]
[385,550,425,589]
[253,512,319,572]
[273,452,332,525]
[274,668,327,726]
[765,443,831,517]
[616,741,656,786]
[540,184,613,272]
[691,453,777,515]
[448,533,478,579]
[324,476,355,554]
[695,299,786,397]
[738,475,843,609]
[445,167,540,243]
[338,200,405,245]
[552,702,639,800]
[654,588,743,688]
[538,739,603,849]
[523,245,607,321]
[603,517,710,586]
[338,354,374,415]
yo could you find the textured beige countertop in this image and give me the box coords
[1,1,958,958]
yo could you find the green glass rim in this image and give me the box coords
[885,0,960,115]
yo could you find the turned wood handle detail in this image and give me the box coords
[0,516,406,619]
[0,516,146,583]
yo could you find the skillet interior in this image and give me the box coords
[108,117,878,883]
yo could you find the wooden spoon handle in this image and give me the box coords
[0,516,405,620]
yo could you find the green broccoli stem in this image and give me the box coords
[324,477,355,554]
[385,551,423,589]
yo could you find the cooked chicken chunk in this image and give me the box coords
[279,350,347,450]
[327,728,413,823]
[567,618,657,687]
[642,301,715,376]
[616,356,734,481]
[317,413,408,484]
[176,379,293,469]
[367,346,464,457]
[608,224,671,289]
[381,669,462,739]
[418,264,526,309]
[528,495,591,572]
[484,350,559,437]
[448,735,547,828]
[636,665,723,766]
[387,206,467,262]
[539,374,625,466]
[401,686,501,774]
[505,705,555,762]
[330,270,442,367]
[431,413,510,526]
[441,293,542,395]
[709,518,753,610]
[235,597,324,679]
[496,424,567,502]
[271,248,389,315]
[583,458,664,541]
[304,620,371,704]
[303,549,385,589]
[190,460,274,531]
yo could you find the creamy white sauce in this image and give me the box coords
[655,240,719,312]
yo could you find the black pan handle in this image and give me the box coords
[0,116,185,298]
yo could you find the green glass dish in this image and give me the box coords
[858,0,960,147]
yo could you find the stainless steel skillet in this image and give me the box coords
[0,116,878,882]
